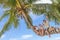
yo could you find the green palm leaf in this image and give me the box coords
[0,10,9,21]
[0,16,12,37]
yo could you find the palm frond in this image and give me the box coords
[31,4,50,15]
[27,0,37,4]
[13,18,19,28]
[12,11,19,28]
[0,8,19,37]
[9,8,19,28]
[0,10,9,21]
[0,16,12,37]
[0,0,16,8]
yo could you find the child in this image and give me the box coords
[32,26,40,35]
[43,20,51,37]
[39,24,44,36]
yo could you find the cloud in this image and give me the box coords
[21,34,33,40]
[55,37,60,40]
[34,0,52,4]
[9,34,33,40]
[0,34,5,39]
[9,38,18,40]
[49,37,60,40]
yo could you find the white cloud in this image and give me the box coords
[9,34,33,40]
[9,38,18,40]
[21,34,33,40]
[34,0,52,4]
[49,37,60,40]
[55,37,60,40]
[0,34,5,39]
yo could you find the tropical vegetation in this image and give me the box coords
[0,0,60,37]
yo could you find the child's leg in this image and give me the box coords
[45,30,51,37]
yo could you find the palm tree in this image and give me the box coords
[0,0,60,37]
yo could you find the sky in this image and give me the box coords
[0,0,60,40]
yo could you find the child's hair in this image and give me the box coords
[43,20,46,23]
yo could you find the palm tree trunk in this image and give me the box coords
[22,11,33,29]
[16,0,33,29]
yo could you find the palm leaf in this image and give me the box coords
[0,10,9,21]
[0,16,12,37]
[27,0,37,4]
[13,11,19,28]
[13,18,19,28]
[9,8,19,28]
[0,8,19,37]
[0,0,16,8]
